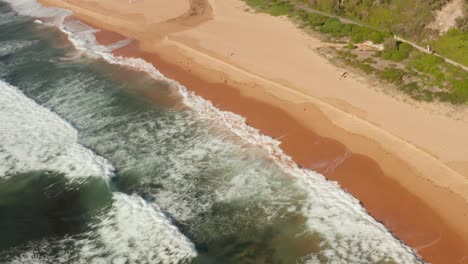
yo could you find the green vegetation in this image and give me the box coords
[247,0,392,44]
[245,0,294,16]
[381,40,413,62]
[408,54,444,76]
[296,0,468,66]
[344,44,357,49]
[298,0,443,38]
[248,0,468,66]
[380,67,405,84]
[344,51,467,104]
[430,29,468,66]
[409,54,468,103]
[296,10,391,43]
[243,0,468,104]
[456,16,468,32]
[332,48,468,104]
[336,50,375,74]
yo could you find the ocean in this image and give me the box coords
[0,1,423,263]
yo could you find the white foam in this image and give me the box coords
[78,193,197,263]
[0,4,198,263]
[0,10,17,26]
[181,85,423,263]
[0,80,114,178]
[2,0,70,25]
[0,40,37,56]
[7,194,197,264]
[3,1,424,262]
[82,52,422,261]
[62,17,422,264]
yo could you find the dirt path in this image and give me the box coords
[293,1,468,71]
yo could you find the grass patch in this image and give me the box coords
[356,62,375,74]
[398,83,433,102]
[450,78,468,103]
[430,29,468,66]
[381,40,413,62]
[296,10,392,43]
[407,53,468,104]
[242,0,468,105]
[380,67,405,84]
[303,0,440,41]
[245,0,294,16]
[337,50,358,59]
[408,54,445,85]
[345,44,357,49]
[362,57,377,64]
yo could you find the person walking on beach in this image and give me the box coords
[340,71,348,80]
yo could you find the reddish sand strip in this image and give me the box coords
[35,0,468,262]
[94,30,126,46]
[100,39,467,263]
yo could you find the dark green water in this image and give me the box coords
[0,1,422,263]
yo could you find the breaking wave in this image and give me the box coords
[0,80,113,178]
[0,0,424,263]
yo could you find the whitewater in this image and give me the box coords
[0,0,424,263]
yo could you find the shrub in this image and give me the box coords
[451,79,468,103]
[383,38,398,50]
[302,13,332,27]
[337,50,358,59]
[398,42,413,53]
[319,18,346,35]
[357,63,375,74]
[294,5,392,44]
[420,0,446,10]
[368,31,385,44]
[348,26,368,42]
[381,40,413,61]
[408,54,444,73]
[419,90,434,102]
[245,0,267,8]
[431,29,468,66]
[381,49,409,61]
[456,16,468,32]
[268,1,294,16]
[244,0,293,16]
[400,82,419,95]
[380,67,405,84]
[436,92,462,104]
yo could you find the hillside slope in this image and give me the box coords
[298,0,467,65]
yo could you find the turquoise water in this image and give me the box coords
[0,1,423,263]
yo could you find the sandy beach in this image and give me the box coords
[37,0,468,263]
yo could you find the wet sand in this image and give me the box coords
[37,0,468,262]
[108,40,467,264]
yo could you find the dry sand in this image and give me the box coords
[38,0,468,263]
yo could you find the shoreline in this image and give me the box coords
[114,40,467,263]
[36,0,468,263]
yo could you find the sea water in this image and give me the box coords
[0,1,424,263]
